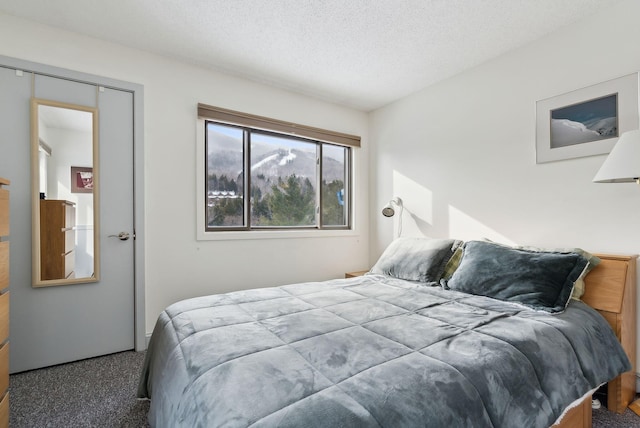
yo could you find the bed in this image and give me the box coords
[138,238,636,428]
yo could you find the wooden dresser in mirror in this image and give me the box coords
[40,199,76,280]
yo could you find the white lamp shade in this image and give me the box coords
[593,129,640,183]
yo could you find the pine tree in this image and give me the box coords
[321,179,345,225]
[265,174,315,226]
[251,186,270,224]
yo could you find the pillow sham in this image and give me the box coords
[512,245,600,300]
[443,240,589,313]
[369,237,462,283]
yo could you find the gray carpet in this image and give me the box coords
[10,351,149,427]
[593,400,640,428]
[7,350,640,427]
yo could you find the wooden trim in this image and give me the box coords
[198,103,361,147]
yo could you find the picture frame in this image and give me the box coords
[535,73,639,163]
[71,166,93,193]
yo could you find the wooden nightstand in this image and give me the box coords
[345,270,368,278]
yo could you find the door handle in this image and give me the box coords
[108,232,131,241]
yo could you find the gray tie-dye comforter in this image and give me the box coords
[137,274,630,428]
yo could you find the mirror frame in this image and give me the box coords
[31,98,100,287]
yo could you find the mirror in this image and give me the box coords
[31,98,100,287]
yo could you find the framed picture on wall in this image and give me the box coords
[535,73,639,163]
[71,166,93,193]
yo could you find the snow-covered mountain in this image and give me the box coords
[583,116,617,137]
[550,117,616,148]
[206,129,345,187]
[251,148,316,180]
[253,148,344,182]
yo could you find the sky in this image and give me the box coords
[551,94,617,124]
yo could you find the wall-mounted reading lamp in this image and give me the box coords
[593,129,640,184]
[382,196,402,217]
[382,196,403,237]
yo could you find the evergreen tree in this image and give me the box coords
[251,186,270,224]
[208,174,218,191]
[208,197,244,227]
[265,174,315,226]
[209,206,226,226]
[321,180,345,226]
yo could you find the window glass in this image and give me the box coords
[251,132,317,227]
[321,144,348,227]
[205,120,351,231]
[206,123,244,228]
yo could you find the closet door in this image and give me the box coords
[0,68,135,372]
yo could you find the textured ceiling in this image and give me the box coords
[0,0,625,111]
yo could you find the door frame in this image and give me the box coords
[0,55,146,352]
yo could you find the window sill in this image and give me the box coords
[196,228,359,241]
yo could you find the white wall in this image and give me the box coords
[370,0,640,369]
[0,13,370,333]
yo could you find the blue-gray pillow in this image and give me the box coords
[443,240,589,313]
[506,244,600,301]
[369,237,462,282]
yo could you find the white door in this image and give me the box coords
[0,65,137,372]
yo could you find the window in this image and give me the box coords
[200,104,358,233]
